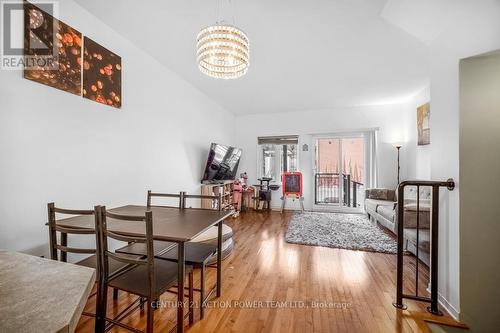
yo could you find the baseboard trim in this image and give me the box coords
[438,292,460,320]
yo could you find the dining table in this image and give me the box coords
[54,204,232,333]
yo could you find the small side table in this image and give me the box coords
[0,251,95,333]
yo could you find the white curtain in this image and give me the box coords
[365,130,379,189]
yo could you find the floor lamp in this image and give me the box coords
[393,143,402,184]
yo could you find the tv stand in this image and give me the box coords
[200,180,236,212]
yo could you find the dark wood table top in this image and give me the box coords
[55,205,232,242]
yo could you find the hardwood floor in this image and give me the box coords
[76,211,453,333]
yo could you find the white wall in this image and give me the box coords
[426,1,500,320]
[235,104,412,210]
[0,0,235,256]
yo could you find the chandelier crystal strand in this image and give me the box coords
[197,1,249,79]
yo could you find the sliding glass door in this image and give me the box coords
[314,134,366,211]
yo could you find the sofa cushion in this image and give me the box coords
[404,202,431,212]
[365,199,395,213]
[402,209,430,229]
[377,205,395,222]
[396,186,432,202]
[366,189,396,201]
[404,228,430,252]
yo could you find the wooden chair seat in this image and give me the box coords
[76,255,128,275]
[158,242,217,266]
[108,259,193,298]
[115,240,175,257]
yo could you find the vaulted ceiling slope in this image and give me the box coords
[76,0,431,115]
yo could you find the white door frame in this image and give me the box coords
[311,132,367,213]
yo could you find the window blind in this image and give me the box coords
[257,135,299,145]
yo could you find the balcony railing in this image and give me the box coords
[314,173,364,207]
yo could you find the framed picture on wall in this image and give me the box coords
[82,37,122,108]
[23,2,82,96]
[417,102,430,145]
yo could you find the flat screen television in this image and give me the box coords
[202,143,242,183]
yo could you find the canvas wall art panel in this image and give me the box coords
[23,2,82,95]
[82,37,122,108]
[417,102,430,145]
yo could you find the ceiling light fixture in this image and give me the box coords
[196,0,249,79]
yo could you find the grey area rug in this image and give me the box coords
[285,212,398,254]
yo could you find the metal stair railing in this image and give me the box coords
[393,179,455,315]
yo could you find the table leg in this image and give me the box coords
[217,221,223,297]
[177,242,185,333]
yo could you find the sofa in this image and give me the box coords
[364,187,431,266]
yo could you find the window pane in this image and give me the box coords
[287,144,298,172]
[262,144,275,178]
[342,138,364,184]
[317,139,340,173]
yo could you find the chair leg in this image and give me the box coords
[140,297,146,311]
[200,263,206,319]
[189,271,194,325]
[112,288,118,300]
[146,297,154,333]
[95,282,108,333]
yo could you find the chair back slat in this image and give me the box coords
[54,225,95,235]
[106,230,147,244]
[55,245,95,255]
[106,251,147,266]
[184,193,223,211]
[106,211,146,222]
[148,192,181,198]
[147,190,182,209]
[147,191,222,210]
[52,207,94,215]
[47,202,97,262]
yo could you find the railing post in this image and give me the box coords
[342,174,346,205]
[352,182,357,208]
[346,174,351,207]
[393,183,407,310]
[428,185,442,315]
[315,174,318,204]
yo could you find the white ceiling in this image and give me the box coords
[76,0,431,115]
[381,0,455,45]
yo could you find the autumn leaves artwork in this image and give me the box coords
[23,2,83,96]
[83,37,122,108]
[417,103,430,145]
[23,2,122,109]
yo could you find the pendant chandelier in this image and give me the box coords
[197,0,249,79]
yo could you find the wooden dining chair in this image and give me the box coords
[145,192,223,319]
[96,206,194,333]
[158,193,222,319]
[114,191,180,257]
[46,202,127,318]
